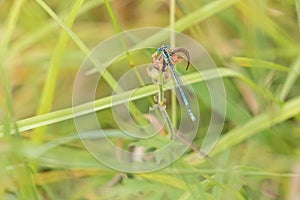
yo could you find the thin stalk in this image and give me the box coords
[158,71,165,106]
[170,0,177,127]
[157,69,175,140]
[169,0,176,47]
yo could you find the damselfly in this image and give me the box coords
[151,45,196,122]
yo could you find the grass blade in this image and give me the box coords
[33,0,86,142]
[279,56,300,101]
[0,67,279,136]
[186,95,300,165]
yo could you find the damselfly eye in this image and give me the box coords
[165,45,170,49]
[157,47,162,53]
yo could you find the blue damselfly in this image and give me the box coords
[152,45,196,122]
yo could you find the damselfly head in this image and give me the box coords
[157,45,170,53]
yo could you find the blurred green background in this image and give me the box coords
[0,0,300,199]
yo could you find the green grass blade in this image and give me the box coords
[295,0,300,26]
[0,67,279,136]
[137,173,189,192]
[132,0,239,49]
[104,0,121,33]
[14,165,39,200]
[232,56,300,75]
[0,0,26,55]
[33,0,86,142]
[10,0,106,55]
[37,0,86,115]
[0,0,27,134]
[237,1,294,48]
[279,55,300,101]
[186,95,300,165]
[34,0,117,88]
[104,0,134,66]
[175,0,238,32]
[34,0,149,126]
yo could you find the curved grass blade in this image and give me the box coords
[185,95,300,165]
[0,68,280,137]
